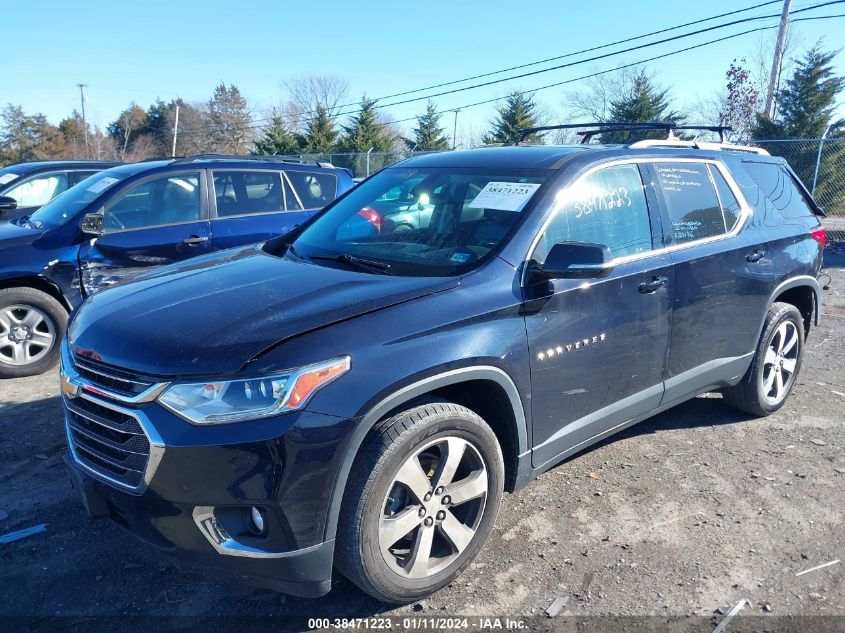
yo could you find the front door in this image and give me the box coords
[524,162,672,467]
[78,171,211,294]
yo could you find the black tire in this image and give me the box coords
[0,287,68,379]
[722,302,804,416]
[335,400,504,603]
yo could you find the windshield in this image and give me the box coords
[289,167,549,276]
[28,172,123,228]
[0,166,23,189]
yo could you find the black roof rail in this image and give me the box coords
[168,153,337,168]
[517,122,733,144]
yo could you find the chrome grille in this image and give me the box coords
[73,355,155,397]
[65,395,151,490]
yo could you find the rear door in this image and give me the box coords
[649,159,774,402]
[524,162,673,467]
[209,170,307,250]
[78,170,211,294]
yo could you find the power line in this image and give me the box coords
[244,0,841,130]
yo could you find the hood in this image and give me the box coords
[0,219,47,248]
[68,246,458,376]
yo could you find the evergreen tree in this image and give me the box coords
[405,101,449,151]
[601,70,683,143]
[254,115,302,155]
[483,91,543,144]
[752,46,844,140]
[304,105,338,153]
[752,46,844,214]
[338,97,395,152]
[207,83,252,154]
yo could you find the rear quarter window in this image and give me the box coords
[743,161,817,220]
[285,171,338,209]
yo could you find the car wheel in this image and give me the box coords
[0,287,67,379]
[336,400,504,603]
[722,302,804,416]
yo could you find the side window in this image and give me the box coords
[535,163,653,263]
[283,175,302,210]
[653,162,725,244]
[708,165,742,231]
[68,171,99,187]
[4,172,68,207]
[285,171,338,209]
[104,173,201,231]
[743,162,816,219]
[212,171,283,217]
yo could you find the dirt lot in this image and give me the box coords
[1,256,843,631]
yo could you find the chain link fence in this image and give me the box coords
[752,138,845,243]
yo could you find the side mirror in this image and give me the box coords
[0,196,17,211]
[530,241,614,280]
[80,213,104,235]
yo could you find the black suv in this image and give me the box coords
[61,126,825,603]
[0,160,121,220]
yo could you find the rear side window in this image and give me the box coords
[743,162,816,219]
[536,163,653,262]
[213,171,284,217]
[285,171,337,209]
[653,162,725,244]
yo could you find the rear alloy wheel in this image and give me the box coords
[336,401,504,603]
[723,302,805,416]
[0,288,67,379]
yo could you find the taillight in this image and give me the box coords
[810,227,827,250]
[357,207,382,234]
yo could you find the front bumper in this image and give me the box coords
[60,353,357,598]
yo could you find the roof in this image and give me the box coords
[0,160,121,174]
[397,146,599,170]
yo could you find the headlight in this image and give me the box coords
[158,356,350,425]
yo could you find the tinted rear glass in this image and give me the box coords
[653,162,725,244]
[743,162,816,219]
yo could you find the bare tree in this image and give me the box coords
[284,75,350,124]
[562,66,642,122]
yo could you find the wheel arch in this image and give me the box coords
[768,275,820,336]
[0,275,72,312]
[323,366,529,542]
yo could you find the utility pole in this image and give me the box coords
[765,0,792,119]
[452,109,460,150]
[76,83,89,158]
[171,104,180,157]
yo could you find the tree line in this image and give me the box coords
[0,44,841,169]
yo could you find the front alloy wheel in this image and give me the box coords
[336,401,504,603]
[0,287,67,379]
[379,437,488,579]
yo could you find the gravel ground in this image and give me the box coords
[1,256,843,631]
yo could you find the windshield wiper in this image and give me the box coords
[309,253,394,275]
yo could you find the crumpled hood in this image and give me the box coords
[68,246,458,376]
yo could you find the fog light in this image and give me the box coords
[249,506,265,535]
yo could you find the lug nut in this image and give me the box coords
[436,510,446,520]
[435,486,444,495]
[442,495,451,505]
[424,517,434,527]
[424,492,432,501]
[418,507,426,518]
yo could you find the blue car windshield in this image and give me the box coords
[289,167,549,276]
[28,172,122,228]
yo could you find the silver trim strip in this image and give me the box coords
[522,157,754,285]
[192,506,325,558]
[629,139,770,155]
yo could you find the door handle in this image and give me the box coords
[182,235,209,245]
[638,276,669,294]
[746,250,766,263]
